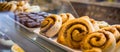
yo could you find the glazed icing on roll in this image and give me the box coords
[96,21,110,29]
[90,19,100,31]
[81,30,116,52]
[57,16,95,49]
[102,26,120,41]
[40,14,62,38]
[59,13,75,24]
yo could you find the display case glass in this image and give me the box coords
[0,0,120,52]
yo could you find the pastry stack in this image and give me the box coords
[0,1,40,13]
[40,13,120,52]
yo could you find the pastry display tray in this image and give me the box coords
[34,28,82,52]
[0,12,50,52]
[2,0,120,52]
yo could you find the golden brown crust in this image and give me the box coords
[59,13,75,24]
[9,3,17,12]
[57,16,95,49]
[81,30,116,52]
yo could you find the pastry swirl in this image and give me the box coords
[102,26,120,41]
[57,16,95,49]
[112,25,120,33]
[59,13,75,24]
[81,30,116,52]
[40,14,62,37]
[112,25,120,52]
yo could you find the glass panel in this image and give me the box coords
[0,0,78,52]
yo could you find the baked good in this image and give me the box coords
[59,13,75,24]
[83,48,102,52]
[111,25,120,52]
[15,12,50,28]
[81,30,116,52]
[57,16,95,49]
[0,2,17,12]
[0,1,40,13]
[112,25,120,33]
[25,6,40,13]
[9,3,17,12]
[96,21,110,29]
[101,26,120,41]
[90,19,100,31]
[11,44,24,52]
[40,14,62,37]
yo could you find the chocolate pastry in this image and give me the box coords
[15,12,50,28]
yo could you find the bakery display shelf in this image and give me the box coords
[2,0,120,52]
[0,13,50,52]
[0,0,80,52]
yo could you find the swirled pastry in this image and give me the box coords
[81,30,116,52]
[57,16,95,49]
[112,25,120,33]
[101,26,120,41]
[112,25,120,52]
[59,13,75,24]
[40,14,62,37]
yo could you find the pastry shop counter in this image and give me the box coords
[1,0,120,52]
[0,12,70,52]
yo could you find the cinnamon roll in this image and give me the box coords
[40,14,62,38]
[81,30,116,52]
[57,16,95,49]
[59,13,75,24]
[101,26,120,41]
